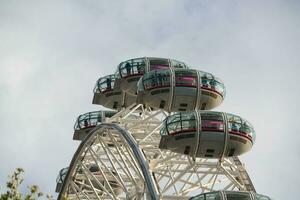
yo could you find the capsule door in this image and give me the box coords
[138,69,172,110]
[159,112,199,157]
[172,70,199,111]
[196,112,226,158]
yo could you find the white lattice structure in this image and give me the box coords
[57,105,255,200]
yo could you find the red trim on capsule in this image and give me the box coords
[81,125,96,130]
[229,131,253,143]
[201,86,224,97]
[201,128,225,132]
[145,84,171,90]
[123,73,144,78]
[101,89,114,94]
[169,128,197,135]
[168,128,253,143]
[76,125,97,131]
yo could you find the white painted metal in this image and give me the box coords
[58,105,255,200]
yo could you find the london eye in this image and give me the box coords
[56,57,272,200]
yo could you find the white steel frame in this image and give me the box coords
[58,104,255,200]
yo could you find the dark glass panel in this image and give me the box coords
[201,112,223,121]
[143,70,171,90]
[200,72,225,97]
[119,58,146,77]
[149,58,170,71]
[175,70,197,87]
[255,194,272,200]
[171,59,187,68]
[226,192,251,200]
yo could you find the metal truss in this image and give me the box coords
[59,104,255,199]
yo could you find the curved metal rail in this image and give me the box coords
[58,123,159,200]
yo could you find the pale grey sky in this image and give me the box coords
[0,0,299,199]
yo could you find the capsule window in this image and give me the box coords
[166,113,196,135]
[75,111,103,130]
[181,120,193,131]
[149,58,169,70]
[95,75,116,93]
[202,120,224,132]
[255,194,272,200]
[190,192,223,200]
[175,70,197,87]
[190,194,205,200]
[227,114,242,123]
[227,114,255,139]
[160,126,168,136]
[200,72,225,97]
[57,167,68,184]
[119,58,145,78]
[171,59,187,68]
[143,70,171,90]
[228,122,242,132]
[214,78,226,97]
[201,112,223,121]
[205,192,222,200]
[201,112,224,132]
[167,120,182,134]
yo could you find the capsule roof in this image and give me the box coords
[116,57,189,78]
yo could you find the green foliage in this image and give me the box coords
[0,168,53,200]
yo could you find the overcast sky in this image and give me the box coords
[0,0,299,199]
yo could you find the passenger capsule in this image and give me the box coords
[115,57,188,96]
[55,167,68,193]
[137,69,226,112]
[92,74,136,110]
[55,165,122,195]
[73,110,116,140]
[159,111,255,158]
[190,191,272,200]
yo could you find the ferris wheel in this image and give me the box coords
[56,57,272,200]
